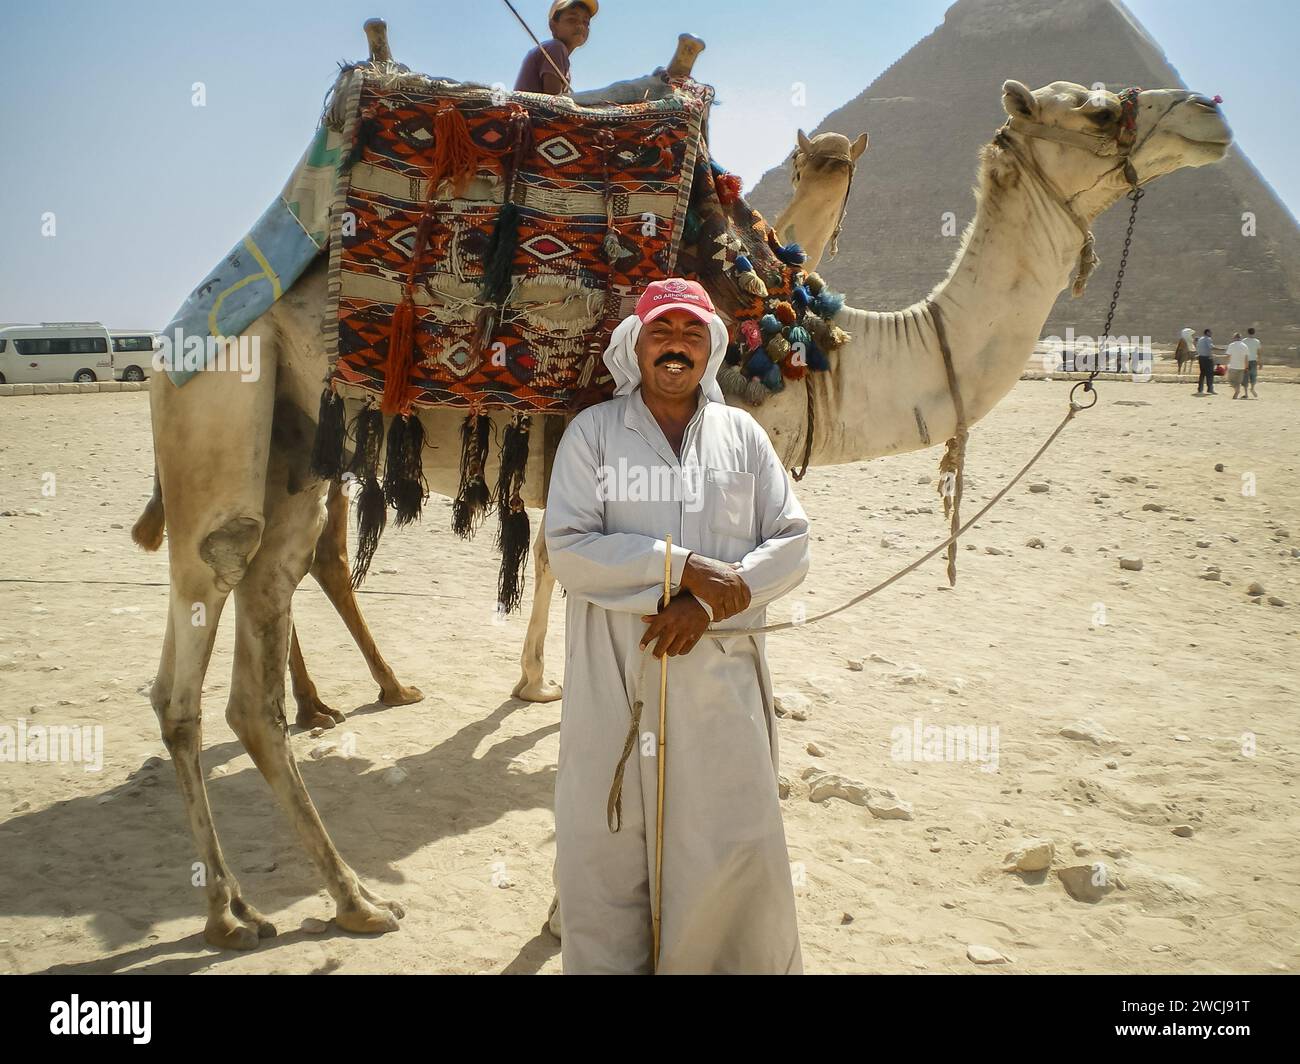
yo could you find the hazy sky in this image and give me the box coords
[2,0,1295,327]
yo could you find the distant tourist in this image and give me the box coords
[1225,333,1250,399]
[1242,327,1262,399]
[1176,326,1195,375]
[1194,328,1217,396]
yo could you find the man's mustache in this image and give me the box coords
[655,351,694,368]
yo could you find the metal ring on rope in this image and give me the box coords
[1069,381,1100,410]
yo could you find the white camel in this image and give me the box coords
[773,129,869,271]
[138,76,1230,948]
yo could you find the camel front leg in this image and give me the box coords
[226,491,404,937]
[512,518,562,702]
[310,479,423,709]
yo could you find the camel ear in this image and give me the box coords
[850,132,869,160]
[797,128,813,155]
[1002,80,1037,119]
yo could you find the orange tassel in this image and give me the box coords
[383,297,416,416]
[428,105,482,200]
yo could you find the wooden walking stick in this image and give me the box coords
[652,534,672,971]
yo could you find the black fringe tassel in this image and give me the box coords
[309,388,347,481]
[348,406,386,588]
[382,413,427,526]
[479,202,521,305]
[494,413,531,614]
[452,413,492,539]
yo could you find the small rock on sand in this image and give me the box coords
[1002,837,1055,872]
[1247,581,1266,597]
[1119,557,1143,571]
[866,790,914,821]
[1028,482,1050,493]
[774,691,811,718]
[381,766,408,786]
[1026,537,1045,548]
[806,774,912,819]
[807,774,871,808]
[806,742,825,757]
[1142,503,1166,512]
[301,917,331,934]
[1172,825,1195,838]
[1057,863,1117,902]
[895,664,927,685]
[967,944,1008,964]
[1060,718,1121,746]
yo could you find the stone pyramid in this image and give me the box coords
[746,0,1300,363]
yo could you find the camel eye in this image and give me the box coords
[1081,104,1119,127]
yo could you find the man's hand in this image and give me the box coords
[681,553,752,621]
[640,593,711,658]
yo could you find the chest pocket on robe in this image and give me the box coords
[703,468,757,544]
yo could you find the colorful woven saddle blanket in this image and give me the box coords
[324,70,714,415]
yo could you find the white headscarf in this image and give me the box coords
[601,311,730,404]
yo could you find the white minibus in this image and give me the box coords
[0,322,116,384]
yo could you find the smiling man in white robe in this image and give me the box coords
[545,278,811,974]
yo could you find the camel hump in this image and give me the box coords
[131,470,165,551]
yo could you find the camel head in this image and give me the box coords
[998,80,1231,220]
[791,129,868,188]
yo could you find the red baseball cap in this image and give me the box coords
[635,278,715,326]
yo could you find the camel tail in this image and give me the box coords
[131,470,165,551]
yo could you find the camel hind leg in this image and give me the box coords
[512,521,561,702]
[305,480,423,714]
[288,622,346,730]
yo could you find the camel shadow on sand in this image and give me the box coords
[1,694,561,973]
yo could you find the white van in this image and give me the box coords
[110,331,160,381]
[0,322,115,384]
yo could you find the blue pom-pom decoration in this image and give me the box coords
[763,363,785,391]
[734,254,754,274]
[745,347,774,379]
[791,285,811,311]
[807,338,830,371]
[786,326,811,348]
[759,314,781,337]
[812,289,845,318]
[774,242,807,266]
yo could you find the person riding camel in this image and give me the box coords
[513,0,596,96]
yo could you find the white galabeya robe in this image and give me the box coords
[545,383,810,974]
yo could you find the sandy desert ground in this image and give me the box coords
[0,372,1297,975]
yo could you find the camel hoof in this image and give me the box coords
[335,897,402,935]
[379,684,424,707]
[232,898,277,939]
[512,678,563,703]
[295,706,339,730]
[205,913,261,951]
